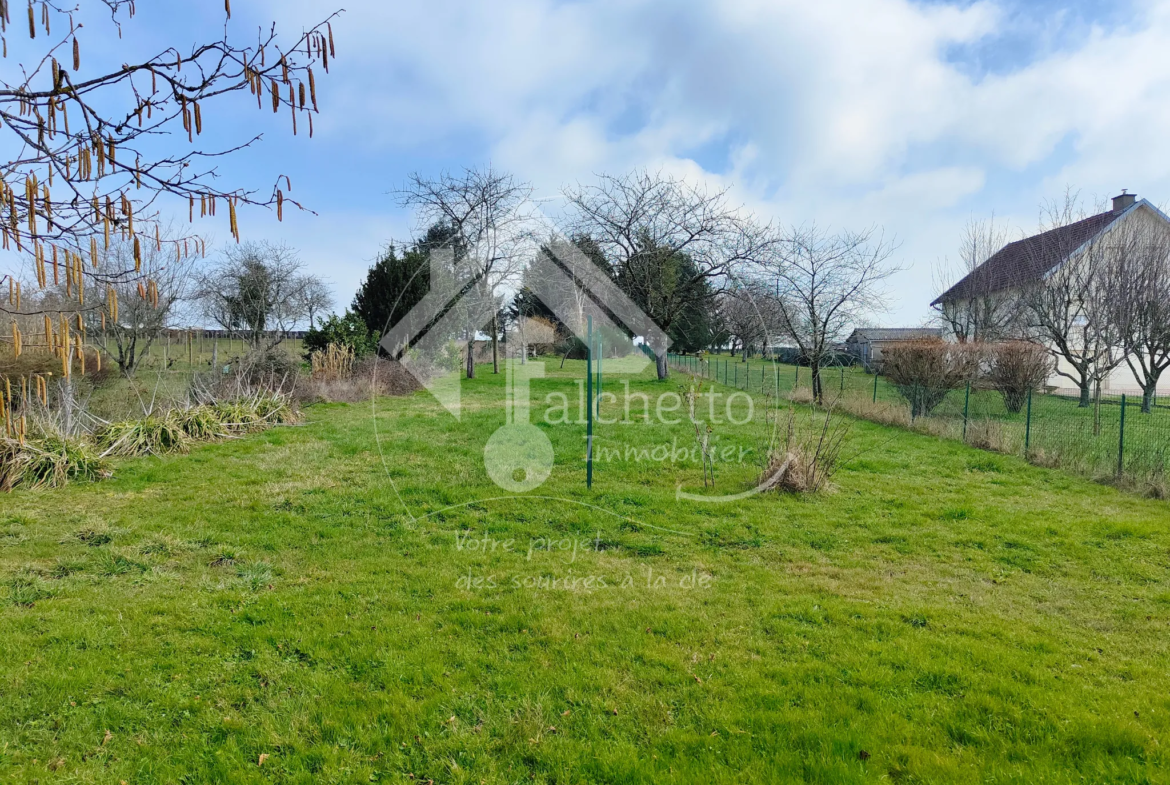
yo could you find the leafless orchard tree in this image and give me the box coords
[196,241,318,351]
[1021,196,1121,408]
[509,314,556,365]
[397,166,535,378]
[758,225,900,404]
[563,170,772,380]
[90,227,196,375]
[1104,219,1170,413]
[717,280,777,360]
[297,276,334,330]
[0,0,341,376]
[932,215,1022,342]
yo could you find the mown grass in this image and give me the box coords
[1,359,1169,783]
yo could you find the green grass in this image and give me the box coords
[689,352,1170,483]
[2,360,1169,783]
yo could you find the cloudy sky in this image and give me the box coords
[30,0,1170,325]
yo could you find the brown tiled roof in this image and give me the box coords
[931,210,1122,305]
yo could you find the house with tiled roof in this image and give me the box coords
[933,192,1170,395]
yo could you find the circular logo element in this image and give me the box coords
[484,423,555,493]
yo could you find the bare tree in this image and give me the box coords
[563,170,771,380]
[397,166,534,378]
[759,225,899,404]
[297,277,334,330]
[91,228,196,375]
[1021,195,1122,407]
[717,281,777,360]
[932,216,1022,342]
[1104,218,1170,413]
[509,315,557,364]
[197,242,314,351]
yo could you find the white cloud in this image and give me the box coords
[251,0,1170,323]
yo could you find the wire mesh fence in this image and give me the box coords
[667,352,1170,490]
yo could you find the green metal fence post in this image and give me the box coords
[840,366,845,394]
[586,316,593,490]
[734,363,738,388]
[873,372,879,403]
[1118,394,1127,477]
[962,381,971,442]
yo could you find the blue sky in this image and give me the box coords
[13,0,1170,326]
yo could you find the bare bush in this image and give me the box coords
[880,340,980,417]
[758,406,851,493]
[986,341,1051,413]
[297,356,422,404]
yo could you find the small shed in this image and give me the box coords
[845,328,943,370]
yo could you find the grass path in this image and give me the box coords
[2,361,1169,783]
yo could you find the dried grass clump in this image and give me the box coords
[786,386,815,406]
[213,391,300,433]
[835,392,911,429]
[310,343,355,381]
[965,419,1012,453]
[0,435,110,491]
[298,356,422,403]
[170,405,230,441]
[758,406,851,494]
[99,415,192,457]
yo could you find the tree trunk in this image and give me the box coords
[491,313,499,374]
[1140,369,1163,413]
[811,365,823,405]
[466,338,475,379]
[1078,380,1091,408]
[656,351,668,381]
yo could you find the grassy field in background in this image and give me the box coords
[3,360,1170,783]
[694,352,1170,483]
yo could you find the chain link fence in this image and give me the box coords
[667,352,1170,491]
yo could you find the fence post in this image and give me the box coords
[1025,389,1032,455]
[873,372,879,403]
[1118,394,1127,477]
[840,366,845,394]
[734,363,738,388]
[586,316,593,490]
[962,381,971,442]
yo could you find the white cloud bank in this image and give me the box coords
[260,0,1170,323]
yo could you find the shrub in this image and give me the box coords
[758,406,851,494]
[986,341,1052,413]
[880,340,980,417]
[0,435,111,491]
[303,311,377,359]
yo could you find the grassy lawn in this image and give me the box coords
[2,360,1170,783]
[693,353,1170,482]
